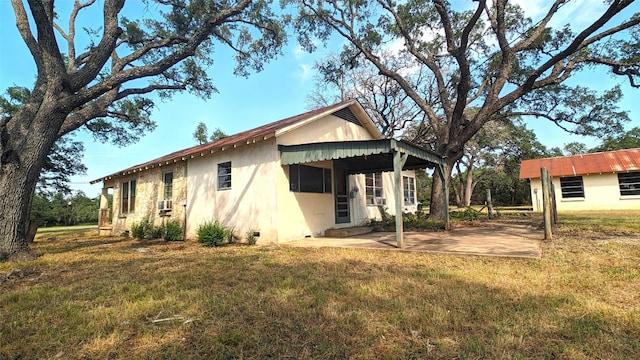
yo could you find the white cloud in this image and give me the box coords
[293,43,306,60]
[551,0,609,29]
[511,0,546,20]
[293,63,312,85]
[511,0,609,30]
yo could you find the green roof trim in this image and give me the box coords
[278,139,443,168]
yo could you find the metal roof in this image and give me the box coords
[519,148,640,179]
[279,139,443,172]
[90,99,379,184]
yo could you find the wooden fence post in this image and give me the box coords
[550,181,558,232]
[486,189,493,219]
[541,167,553,240]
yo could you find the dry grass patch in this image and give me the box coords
[556,210,640,241]
[1,221,639,359]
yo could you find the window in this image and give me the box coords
[365,173,383,205]
[121,180,136,214]
[618,172,640,196]
[289,164,331,193]
[218,162,231,190]
[560,176,584,199]
[163,172,173,199]
[403,176,416,205]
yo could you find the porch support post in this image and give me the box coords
[99,188,109,209]
[393,149,409,248]
[98,188,109,228]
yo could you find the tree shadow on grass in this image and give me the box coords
[31,235,130,256]
[1,246,638,359]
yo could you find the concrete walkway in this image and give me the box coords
[282,222,543,259]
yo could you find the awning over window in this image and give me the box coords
[278,139,444,171]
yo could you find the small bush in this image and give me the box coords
[197,221,227,247]
[246,229,259,245]
[151,224,165,239]
[370,212,445,232]
[130,219,153,240]
[130,219,182,240]
[450,207,482,221]
[226,227,236,244]
[163,220,184,241]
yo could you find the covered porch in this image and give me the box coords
[279,139,449,248]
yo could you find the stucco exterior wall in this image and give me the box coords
[277,114,375,145]
[528,173,640,212]
[275,160,335,241]
[350,171,418,220]
[105,162,187,235]
[186,139,279,244]
[273,114,380,241]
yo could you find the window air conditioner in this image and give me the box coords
[158,200,173,211]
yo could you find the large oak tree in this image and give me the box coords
[0,0,286,257]
[292,0,639,219]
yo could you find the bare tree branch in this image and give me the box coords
[69,0,125,91]
[10,0,43,71]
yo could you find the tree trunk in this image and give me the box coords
[0,163,38,256]
[453,177,463,207]
[27,220,40,244]
[429,158,455,219]
[1,105,64,257]
[463,167,474,207]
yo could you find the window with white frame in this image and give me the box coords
[163,172,173,199]
[403,176,416,205]
[618,172,640,196]
[560,176,584,199]
[218,162,231,190]
[121,180,136,214]
[365,173,383,205]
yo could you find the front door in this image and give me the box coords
[334,167,350,224]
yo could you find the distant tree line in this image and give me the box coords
[31,192,99,227]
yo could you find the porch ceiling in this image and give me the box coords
[278,139,443,172]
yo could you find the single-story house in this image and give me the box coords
[519,148,640,212]
[91,99,447,246]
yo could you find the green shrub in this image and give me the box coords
[130,219,153,240]
[246,229,259,245]
[130,219,183,240]
[370,212,445,232]
[450,207,482,221]
[197,221,227,247]
[163,220,184,241]
[225,227,236,244]
[151,224,165,239]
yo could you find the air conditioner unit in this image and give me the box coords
[374,197,387,206]
[158,199,173,211]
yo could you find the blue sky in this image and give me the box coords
[1,1,638,197]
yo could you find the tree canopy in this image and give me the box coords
[591,126,640,152]
[291,0,639,218]
[193,121,228,144]
[0,0,287,257]
[1,86,87,195]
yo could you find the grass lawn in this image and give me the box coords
[1,212,639,359]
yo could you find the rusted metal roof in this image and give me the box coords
[91,99,378,184]
[519,148,640,179]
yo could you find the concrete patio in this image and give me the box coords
[282,222,543,259]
